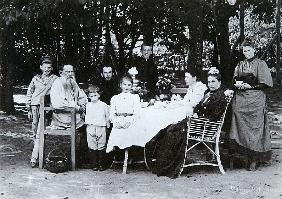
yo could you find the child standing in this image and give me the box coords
[27,56,57,167]
[85,85,110,171]
[106,75,141,152]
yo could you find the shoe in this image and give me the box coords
[92,164,99,171]
[98,165,106,171]
[30,161,38,168]
[248,161,257,171]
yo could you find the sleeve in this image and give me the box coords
[257,60,273,87]
[133,94,141,116]
[109,96,117,123]
[188,84,207,108]
[78,88,88,107]
[50,79,74,109]
[130,94,141,124]
[105,104,110,127]
[26,77,36,106]
[233,63,240,79]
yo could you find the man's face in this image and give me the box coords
[242,46,255,60]
[61,65,75,80]
[102,67,113,81]
[40,63,52,76]
[142,46,152,60]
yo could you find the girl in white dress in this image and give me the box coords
[107,75,141,151]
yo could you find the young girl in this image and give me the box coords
[27,56,57,167]
[106,75,141,152]
[85,85,110,171]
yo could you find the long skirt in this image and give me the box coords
[145,118,188,179]
[229,90,271,161]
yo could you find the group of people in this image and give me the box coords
[26,39,273,178]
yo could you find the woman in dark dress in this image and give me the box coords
[145,71,231,178]
[229,38,273,171]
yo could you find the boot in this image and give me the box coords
[89,149,99,171]
[98,150,107,171]
[248,155,257,171]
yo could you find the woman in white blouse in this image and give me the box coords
[181,68,208,116]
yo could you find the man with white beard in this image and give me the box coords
[50,64,87,129]
[49,64,89,167]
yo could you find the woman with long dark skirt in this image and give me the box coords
[145,69,231,178]
[229,37,273,171]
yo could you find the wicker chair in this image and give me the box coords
[179,92,233,175]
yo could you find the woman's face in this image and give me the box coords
[242,46,255,59]
[185,72,196,86]
[208,76,221,91]
[120,79,133,93]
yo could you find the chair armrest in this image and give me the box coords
[53,108,76,114]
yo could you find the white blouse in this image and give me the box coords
[109,93,141,128]
[183,81,207,107]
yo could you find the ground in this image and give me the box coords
[1,87,282,199]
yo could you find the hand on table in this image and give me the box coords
[234,82,252,90]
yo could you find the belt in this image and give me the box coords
[115,113,134,117]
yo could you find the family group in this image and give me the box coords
[25,39,273,178]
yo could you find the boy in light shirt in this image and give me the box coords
[85,85,110,171]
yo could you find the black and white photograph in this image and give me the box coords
[0,0,282,198]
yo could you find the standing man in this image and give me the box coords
[99,66,119,105]
[136,44,158,99]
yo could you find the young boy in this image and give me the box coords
[85,85,110,171]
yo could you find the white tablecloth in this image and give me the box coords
[106,102,190,152]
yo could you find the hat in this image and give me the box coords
[40,55,52,65]
[241,37,255,48]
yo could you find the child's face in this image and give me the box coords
[40,63,52,76]
[120,79,132,93]
[89,92,100,102]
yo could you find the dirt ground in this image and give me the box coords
[1,88,282,199]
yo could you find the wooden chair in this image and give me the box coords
[179,93,233,175]
[38,95,77,171]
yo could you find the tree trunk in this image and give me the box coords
[0,26,15,114]
[215,0,234,86]
[187,0,203,75]
[142,0,154,46]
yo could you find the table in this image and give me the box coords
[106,101,191,152]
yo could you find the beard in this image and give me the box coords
[62,76,77,92]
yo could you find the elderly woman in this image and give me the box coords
[229,38,273,171]
[145,69,230,178]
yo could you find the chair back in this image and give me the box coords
[187,91,233,143]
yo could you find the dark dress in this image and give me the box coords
[145,88,228,178]
[229,58,273,162]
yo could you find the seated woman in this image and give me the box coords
[145,69,231,178]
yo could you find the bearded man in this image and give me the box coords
[50,64,87,129]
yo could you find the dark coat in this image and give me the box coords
[136,56,158,96]
[99,78,119,105]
